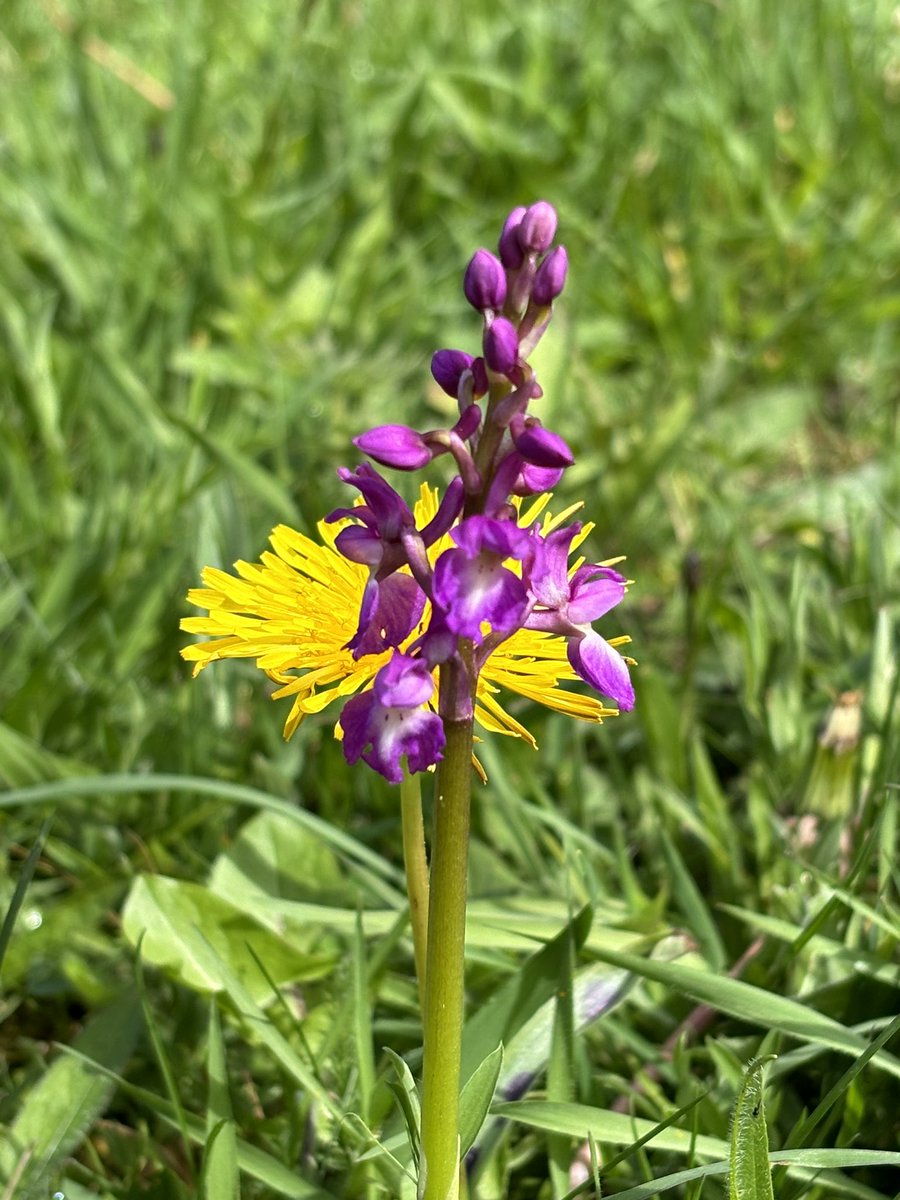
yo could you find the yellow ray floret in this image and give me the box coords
[181,485,623,746]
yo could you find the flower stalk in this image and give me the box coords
[419,694,474,1200]
[400,767,430,1009]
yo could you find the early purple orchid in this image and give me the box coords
[324,201,633,780]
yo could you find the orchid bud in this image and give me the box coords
[532,245,568,306]
[519,201,558,254]
[511,417,574,468]
[498,206,526,269]
[431,349,474,397]
[483,317,518,375]
[464,249,507,312]
[353,425,432,470]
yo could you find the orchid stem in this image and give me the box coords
[420,712,473,1200]
[401,767,430,1009]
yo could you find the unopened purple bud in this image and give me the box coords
[353,425,432,470]
[519,201,558,254]
[498,206,526,269]
[531,245,568,306]
[431,349,474,397]
[512,418,574,468]
[464,249,507,312]
[483,317,518,375]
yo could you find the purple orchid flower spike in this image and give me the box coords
[339,653,445,783]
[432,516,532,643]
[525,524,635,710]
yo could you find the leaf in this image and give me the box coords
[600,1149,900,1200]
[0,994,140,1191]
[460,905,594,1083]
[492,1100,729,1160]
[0,775,405,896]
[209,810,348,904]
[0,816,50,981]
[204,1000,239,1200]
[384,1048,421,1171]
[121,875,335,1001]
[587,945,900,1079]
[729,1057,775,1200]
[54,1045,337,1198]
[459,1044,503,1157]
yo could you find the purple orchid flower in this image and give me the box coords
[432,516,532,644]
[339,653,445,783]
[525,524,635,710]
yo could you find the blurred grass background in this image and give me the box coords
[1,0,899,1196]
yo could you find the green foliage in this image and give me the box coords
[728,1057,775,1200]
[1,0,899,1194]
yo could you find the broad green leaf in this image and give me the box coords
[121,875,335,1001]
[209,809,348,904]
[728,1057,775,1200]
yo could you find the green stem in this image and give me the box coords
[400,767,430,1009]
[420,712,474,1200]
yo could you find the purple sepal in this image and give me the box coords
[453,404,482,442]
[464,249,507,312]
[567,564,627,623]
[340,653,446,783]
[419,475,465,546]
[532,245,568,306]
[334,523,384,567]
[482,452,524,517]
[431,349,474,397]
[568,632,635,711]
[332,465,414,541]
[527,524,582,610]
[354,425,432,470]
[483,317,519,375]
[347,573,426,657]
[511,417,574,468]
[498,206,526,269]
[432,516,531,643]
[519,201,558,254]
[528,527,626,625]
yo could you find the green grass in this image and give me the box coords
[1,0,899,1196]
